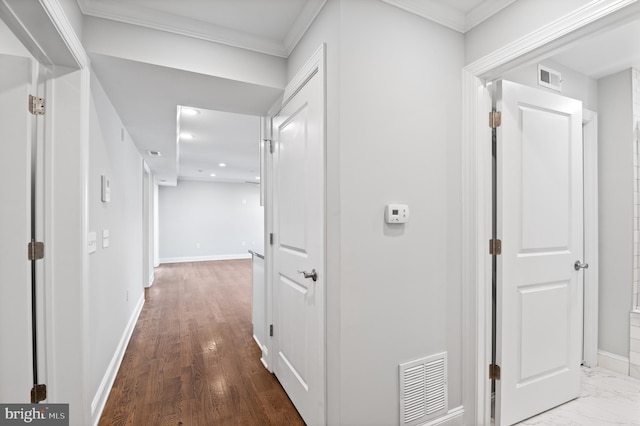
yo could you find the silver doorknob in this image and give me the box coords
[574,261,589,271]
[298,269,318,282]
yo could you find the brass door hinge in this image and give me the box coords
[489,364,501,380]
[30,384,46,403]
[269,324,274,337]
[263,139,274,154]
[28,241,44,261]
[489,111,501,128]
[489,239,502,256]
[29,95,45,115]
[269,233,274,245]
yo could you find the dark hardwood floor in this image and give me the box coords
[99,259,305,426]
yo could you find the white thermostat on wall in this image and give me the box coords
[385,204,409,224]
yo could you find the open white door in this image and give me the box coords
[494,80,583,425]
[0,53,36,402]
[271,46,325,425]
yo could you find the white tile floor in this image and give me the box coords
[516,367,640,425]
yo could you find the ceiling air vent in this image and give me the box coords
[399,352,448,426]
[538,64,562,92]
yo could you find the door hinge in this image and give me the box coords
[489,111,501,128]
[269,324,274,337]
[30,384,46,403]
[489,364,501,380]
[263,139,274,154]
[489,239,502,256]
[29,95,45,115]
[269,233,274,245]
[28,241,44,261]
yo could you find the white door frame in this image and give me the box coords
[461,1,640,424]
[583,109,599,369]
[264,44,327,414]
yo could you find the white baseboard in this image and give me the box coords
[159,253,252,264]
[598,350,629,375]
[91,294,145,425]
[420,406,464,426]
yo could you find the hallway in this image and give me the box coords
[99,260,304,425]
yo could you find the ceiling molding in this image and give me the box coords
[381,0,518,33]
[380,0,466,32]
[465,0,518,31]
[77,0,327,58]
[77,0,288,57]
[283,0,327,57]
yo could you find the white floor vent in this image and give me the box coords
[399,352,448,426]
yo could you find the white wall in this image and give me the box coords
[159,180,264,262]
[288,1,464,424]
[87,71,145,417]
[503,59,598,111]
[598,69,634,358]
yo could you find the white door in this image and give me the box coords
[271,58,325,424]
[495,80,584,425]
[0,53,36,402]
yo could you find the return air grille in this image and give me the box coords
[399,352,448,425]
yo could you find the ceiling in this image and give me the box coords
[76,0,518,185]
[551,18,640,80]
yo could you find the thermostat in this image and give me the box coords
[385,204,409,224]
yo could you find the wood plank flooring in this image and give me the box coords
[99,259,305,426]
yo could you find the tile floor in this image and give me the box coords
[517,367,640,425]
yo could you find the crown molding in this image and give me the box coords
[381,0,517,33]
[380,0,466,32]
[77,0,326,58]
[465,0,518,31]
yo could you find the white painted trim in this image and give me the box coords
[598,350,630,375]
[419,406,464,426]
[381,0,517,33]
[77,0,327,58]
[159,253,251,264]
[90,294,144,426]
[466,0,639,79]
[283,0,327,57]
[380,0,466,32]
[465,0,519,32]
[462,2,640,425]
[147,271,154,287]
[40,0,89,68]
[280,43,325,111]
[583,109,599,368]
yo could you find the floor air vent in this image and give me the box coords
[399,352,448,425]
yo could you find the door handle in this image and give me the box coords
[298,269,318,282]
[574,261,589,271]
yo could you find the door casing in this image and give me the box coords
[461,2,640,425]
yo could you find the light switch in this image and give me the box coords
[102,229,110,248]
[88,231,97,254]
[385,204,410,224]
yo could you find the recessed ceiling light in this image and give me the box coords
[218,163,226,167]
[147,150,162,157]
[256,176,260,180]
[180,133,193,140]
[182,108,200,116]
[210,173,216,177]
